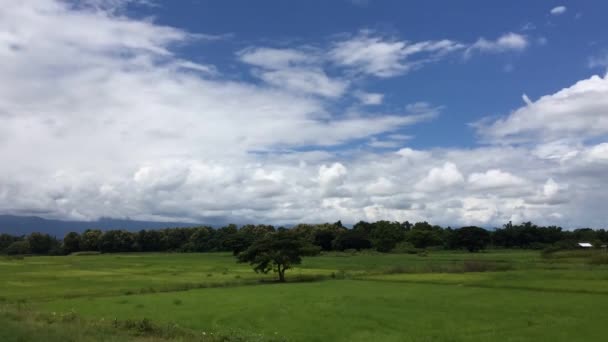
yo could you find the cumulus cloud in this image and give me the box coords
[365,177,397,196]
[550,6,567,16]
[415,162,465,192]
[2,1,608,229]
[318,163,349,197]
[476,73,608,143]
[468,169,526,190]
[584,143,608,163]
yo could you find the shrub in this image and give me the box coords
[119,318,157,334]
[392,242,423,254]
[6,240,31,255]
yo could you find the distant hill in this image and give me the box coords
[0,215,205,237]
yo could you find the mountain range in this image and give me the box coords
[0,215,205,237]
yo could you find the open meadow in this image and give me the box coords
[2,250,608,341]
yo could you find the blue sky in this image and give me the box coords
[132,0,608,149]
[1,0,608,228]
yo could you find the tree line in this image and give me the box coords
[1,220,607,256]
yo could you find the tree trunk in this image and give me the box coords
[278,265,285,282]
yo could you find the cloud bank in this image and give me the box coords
[1,1,607,229]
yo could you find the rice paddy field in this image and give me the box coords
[2,250,608,341]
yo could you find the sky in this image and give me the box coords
[1,0,608,228]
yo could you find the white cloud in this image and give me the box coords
[543,178,560,198]
[78,0,156,12]
[238,47,318,69]
[355,92,384,105]
[329,31,465,77]
[585,143,608,163]
[256,68,348,98]
[550,6,567,16]
[468,169,525,190]
[2,1,608,229]
[521,22,536,31]
[318,163,349,197]
[415,162,464,192]
[239,47,347,98]
[466,33,528,57]
[477,73,608,143]
[588,51,608,69]
[533,141,580,162]
[365,177,396,196]
[460,197,499,225]
[367,138,400,148]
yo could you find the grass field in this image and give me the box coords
[2,250,608,341]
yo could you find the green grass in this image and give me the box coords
[2,250,608,341]
[33,280,608,342]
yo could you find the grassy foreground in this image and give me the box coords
[2,250,608,341]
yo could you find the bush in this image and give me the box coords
[5,240,31,255]
[119,318,157,334]
[392,242,423,254]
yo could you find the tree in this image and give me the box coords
[187,227,213,252]
[6,240,31,255]
[80,229,103,251]
[135,229,163,252]
[0,233,18,253]
[63,232,81,254]
[332,230,372,251]
[314,229,337,251]
[406,229,443,248]
[453,226,491,252]
[370,221,405,252]
[27,232,54,254]
[237,231,320,282]
[99,230,135,253]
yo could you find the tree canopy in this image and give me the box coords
[452,226,491,252]
[236,231,320,282]
[1,220,607,257]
